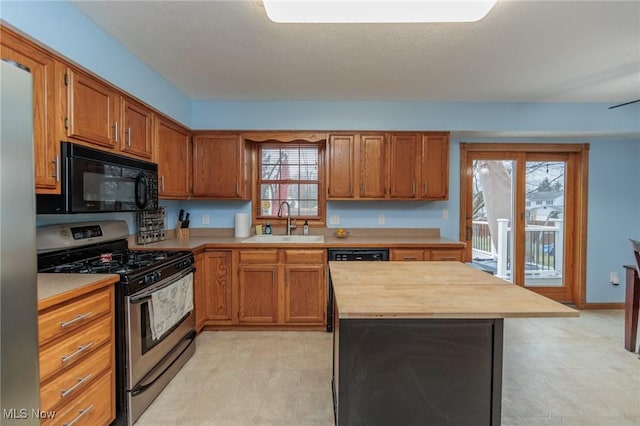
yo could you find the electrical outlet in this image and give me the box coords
[442,208,449,219]
[330,215,340,225]
[378,214,385,225]
[610,271,620,285]
[202,214,210,225]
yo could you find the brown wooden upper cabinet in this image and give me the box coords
[120,97,153,159]
[65,67,119,150]
[192,133,249,199]
[327,134,355,198]
[156,117,191,199]
[388,133,420,198]
[359,134,387,198]
[1,27,61,194]
[65,67,153,160]
[421,132,450,200]
[327,132,449,200]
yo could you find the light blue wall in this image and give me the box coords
[7,1,639,303]
[0,0,191,126]
[584,139,640,303]
[192,100,640,134]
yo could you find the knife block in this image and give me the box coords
[176,221,190,239]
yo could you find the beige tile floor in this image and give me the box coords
[136,310,640,426]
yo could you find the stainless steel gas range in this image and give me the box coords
[37,221,196,426]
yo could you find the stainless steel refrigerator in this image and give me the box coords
[1,59,41,424]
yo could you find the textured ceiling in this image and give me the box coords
[71,0,640,104]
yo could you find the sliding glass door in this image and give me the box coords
[461,144,589,306]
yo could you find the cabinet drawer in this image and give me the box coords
[284,249,326,264]
[39,288,112,345]
[40,342,111,412]
[43,369,113,426]
[238,249,278,263]
[430,249,463,262]
[39,313,112,382]
[390,249,425,261]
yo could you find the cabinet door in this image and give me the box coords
[421,133,449,200]
[1,29,60,193]
[390,249,425,261]
[194,254,206,332]
[284,264,326,324]
[120,97,153,159]
[157,118,190,198]
[66,68,119,149]
[327,134,355,198]
[388,134,420,199]
[237,264,278,323]
[204,252,233,323]
[192,134,245,198]
[359,134,386,198]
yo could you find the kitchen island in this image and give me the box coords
[329,261,578,426]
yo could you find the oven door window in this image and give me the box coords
[137,271,194,355]
[140,301,189,355]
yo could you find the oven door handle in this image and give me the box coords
[130,330,196,397]
[130,267,195,303]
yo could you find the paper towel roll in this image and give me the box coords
[234,213,250,238]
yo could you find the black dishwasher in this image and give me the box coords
[326,248,389,331]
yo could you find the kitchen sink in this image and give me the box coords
[241,235,325,244]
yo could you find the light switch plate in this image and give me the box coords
[202,214,210,225]
[442,208,449,219]
[330,215,340,225]
[378,214,385,225]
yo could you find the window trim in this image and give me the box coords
[249,139,326,229]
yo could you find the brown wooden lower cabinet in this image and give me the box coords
[38,283,116,425]
[235,249,327,327]
[194,251,233,331]
[237,264,279,323]
[390,247,464,262]
[284,264,326,323]
[194,246,463,330]
[194,254,206,331]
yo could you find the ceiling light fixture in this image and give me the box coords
[263,0,498,23]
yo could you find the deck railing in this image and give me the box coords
[472,219,563,279]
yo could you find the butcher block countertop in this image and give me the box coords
[329,261,579,319]
[37,273,119,311]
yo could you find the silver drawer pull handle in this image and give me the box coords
[63,405,93,426]
[61,342,93,363]
[60,373,93,398]
[54,155,60,182]
[403,256,418,260]
[60,311,92,328]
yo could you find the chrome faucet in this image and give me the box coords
[277,201,296,235]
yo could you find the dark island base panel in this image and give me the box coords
[333,319,503,426]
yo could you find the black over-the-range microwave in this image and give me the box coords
[37,142,159,214]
